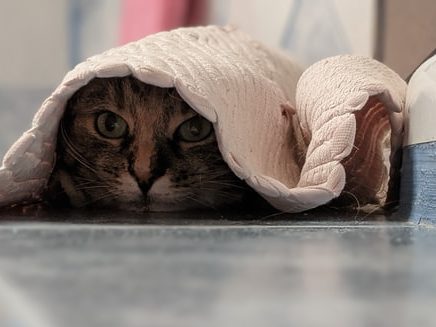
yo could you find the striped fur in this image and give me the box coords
[44,76,264,212]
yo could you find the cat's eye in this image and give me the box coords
[177,115,213,142]
[95,112,128,139]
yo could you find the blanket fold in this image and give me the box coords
[0,26,406,212]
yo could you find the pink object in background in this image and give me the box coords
[119,0,205,44]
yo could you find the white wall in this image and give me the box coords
[206,0,376,66]
[0,0,377,157]
[0,1,69,88]
[0,0,121,89]
[0,0,376,88]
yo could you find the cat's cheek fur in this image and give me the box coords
[116,174,145,203]
[147,175,192,211]
[58,170,87,207]
[46,77,257,212]
[147,175,174,198]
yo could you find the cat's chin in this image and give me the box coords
[107,197,197,212]
[147,199,199,212]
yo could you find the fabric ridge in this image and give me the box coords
[0,26,406,212]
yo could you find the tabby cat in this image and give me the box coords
[44,76,264,212]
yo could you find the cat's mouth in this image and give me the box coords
[146,175,212,211]
[116,174,246,212]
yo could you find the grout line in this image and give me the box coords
[0,222,416,231]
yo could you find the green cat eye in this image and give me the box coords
[95,112,128,139]
[177,115,213,142]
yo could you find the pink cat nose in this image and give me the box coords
[134,163,152,182]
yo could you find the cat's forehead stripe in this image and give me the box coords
[49,75,250,212]
[71,77,197,118]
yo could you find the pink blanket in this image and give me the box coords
[119,0,205,44]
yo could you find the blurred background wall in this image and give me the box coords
[0,1,69,89]
[377,0,436,78]
[0,0,376,89]
[1,0,435,156]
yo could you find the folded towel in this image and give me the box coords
[0,26,406,212]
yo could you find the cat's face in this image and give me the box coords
[46,77,255,212]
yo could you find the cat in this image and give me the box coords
[43,76,267,212]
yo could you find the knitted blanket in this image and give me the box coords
[0,26,406,212]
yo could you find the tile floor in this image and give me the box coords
[0,211,435,327]
[1,88,435,327]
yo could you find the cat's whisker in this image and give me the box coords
[205,170,234,178]
[259,210,289,220]
[194,182,242,192]
[200,188,240,200]
[74,180,104,187]
[184,194,217,210]
[60,122,98,174]
[360,205,384,220]
[74,176,113,188]
[74,181,94,186]
[207,178,242,182]
[358,199,395,220]
[189,187,241,202]
[64,147,98,175]
[203,181,247,190]
[339,191,361,221]
[75,185,113,191]
[82,191,117,207]
[214,193,240,201]
[45,185,110,201]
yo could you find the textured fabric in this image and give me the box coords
[282,55,407,212]
[0,26,406,212]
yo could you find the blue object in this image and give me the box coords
[398,141,436,225]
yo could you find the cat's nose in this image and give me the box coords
[132,146,153,182]
[134,162,152,182]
